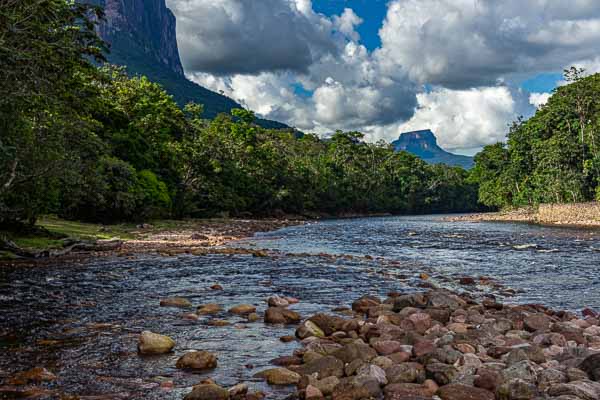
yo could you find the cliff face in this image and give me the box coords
[392,130,474,169]
[97,0,184,76]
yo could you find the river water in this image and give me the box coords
[0,216,599,399]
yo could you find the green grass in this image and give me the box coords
[37,216,136,241]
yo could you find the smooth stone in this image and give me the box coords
[254,368,301,385]
[264,307,301,324]
[437,383,495,400]
[160,297,192,308]
[197,304,222,315]
[176,351,217,370]
[138,331,175,355]
[184,384,230,400]
[228,304,256,315]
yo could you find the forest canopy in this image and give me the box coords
[471,68,600,208]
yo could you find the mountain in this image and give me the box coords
[392,130,474,169]
[90,0,288,128]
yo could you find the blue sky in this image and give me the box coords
[313,0,388,51]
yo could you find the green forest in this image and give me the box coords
[0,0,478,228]
[472,68,600,208]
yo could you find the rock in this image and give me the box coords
[265,307,301,324]
[208,319,230,326]
[372,356,393,370]
[254,368,301,385]
[406,313,433,334]
[267,296,290,307]
[184,384,230,400]
[176,351,218,370]
[496,378,537,400]
[524,314,551,332]
[8,367,57,385]
[580,353,600,381]
[538,368,567,390]
[333,342,377,364]
[384,382,436,399]
[546,380,600,400]
[138,331,175,355]
[210,284,224,290]
[296,356,345,379]
[271,356,302,366]
[228,383,248,398]
[501,360,537,383]
[247,313,260,322]
[191,233,209,240]
[474,369,502,391]
[198,304,223,315]
[388,351,411,364]
[229,304,256,315]
[455,343,476,354]
[425,363,458,385]
[305,385,324,400]
[385,363,425,384]
[392,294,427,312]
[566,367,589,382]
[437,383,495,400]
[160,297,192,308]
[280,335,295,343]
[308,314,346,336]
[352,295,381,314]
[332,379,381,400]
[311,376,339,395]
[373,340,402,356]
[427,291,465,310]
[296,320,325,339]
[413,339,436,357]
[356,364,387,385]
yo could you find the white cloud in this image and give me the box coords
[165,0,600,153]
[396,87,521,152]
[376,0,600,88]
[166,0,339,75]
[529,92,551,108]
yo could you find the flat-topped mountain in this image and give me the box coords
[392,130,474,169]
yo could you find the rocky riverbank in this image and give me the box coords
[0,218,304,266]
[177,289,600,400]
[447,202,600,228]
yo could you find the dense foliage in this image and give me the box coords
[471,69,600,208]
[0,0,478,226]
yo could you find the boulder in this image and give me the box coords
[160,297,192,308]
[352,295,381,314]
[184,384,230,400]
[254,368,301,385]
[296,320,325,339]
[264,307,301,324]
[425,363,458,385]
[228,304,256,315]
[384,382,437,399]
[296,356,345,379]
[580,353,600,381]
[495,378,537,400]
[305,385,324,400]
[333,342,377,364]
[197,304,222,315]
[385,363,425,384]
[267,296,290,307]
[546,380,600,400]
[138,331,175,355]
[437,383,495,400]
[373,340,402,356]
[176,351,218,370]
[332,378,381,400]
[523,314,551,332]
[356,364,387,385]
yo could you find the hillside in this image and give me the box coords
[392,130,474,169]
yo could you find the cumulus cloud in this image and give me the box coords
[529,92,551,108]
[166,0,339,75]
[166,0,600,153]
[376,0,600,88]
[396,87,525,152]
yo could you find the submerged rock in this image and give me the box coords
[229,304,256,315]
[160,297,192,308]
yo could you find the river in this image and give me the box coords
[0,215,598,398]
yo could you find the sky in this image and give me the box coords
[165,0,600,155]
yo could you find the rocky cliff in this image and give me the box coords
[392,130,474,169]
[94,0,183,76]
[90,0,287,127]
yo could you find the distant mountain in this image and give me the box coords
[392,130,474,169]
[90,0,288,129]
